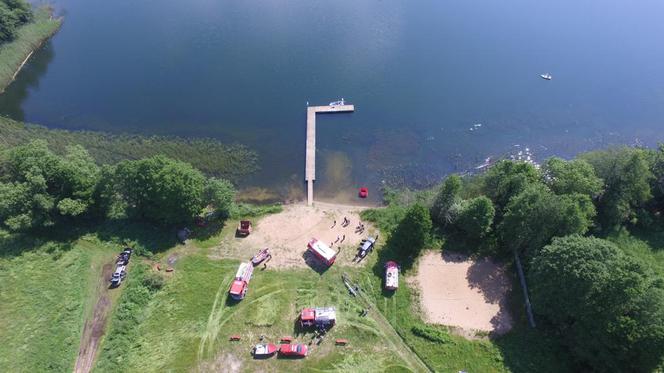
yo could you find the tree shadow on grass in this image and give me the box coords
[0,233,75,259]
[628,226,664,252]
[491,272,575,373]
[187,219,228,245]
[0,218,181,259]
[95,219,180,254]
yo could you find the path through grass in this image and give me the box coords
[0,236,115,372]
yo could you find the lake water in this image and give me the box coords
[2,0,664,203]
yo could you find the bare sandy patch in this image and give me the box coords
[413,251,513,335]
[213,202,377,269]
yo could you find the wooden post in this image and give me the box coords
[514,249,536,328]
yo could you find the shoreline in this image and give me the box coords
[0,8,63,94]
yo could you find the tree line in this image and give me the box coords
[0,140,236,232]
[0,0,32,43]
[366,145,664,372]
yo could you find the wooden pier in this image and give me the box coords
[305,103,355,205]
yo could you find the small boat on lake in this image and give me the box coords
[329,98,345,106]
[540,73,552,80]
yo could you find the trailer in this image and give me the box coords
[384,261,400,291]
[355,236,377,262]
[251,248,271,266]
[229,262,254,300]
[299,307,337,329]
[307,238,337,266]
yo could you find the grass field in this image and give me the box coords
[0,8,61,93]
[0,235,117,372]
[94,254,413,372]
[7,207,655,372]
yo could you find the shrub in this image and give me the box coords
[411,324,454,344]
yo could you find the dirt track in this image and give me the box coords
[73,263,113,373]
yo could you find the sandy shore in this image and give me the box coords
[413,251,513,335]
[215,202,377,269]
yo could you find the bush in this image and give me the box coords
[142,272,165,292]
[411,324,454,344]
[230,203,282,218]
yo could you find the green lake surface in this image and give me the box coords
[2,0,664,202]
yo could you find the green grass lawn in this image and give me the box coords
[0,236,116,372]
[0,210,583,372]
[95,254,412,372]
[0,8,61,92]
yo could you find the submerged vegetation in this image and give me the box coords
[0,6,61,92]
[0,118,258,181]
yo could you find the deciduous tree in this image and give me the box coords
[581,147,652,229]
[498,184,594,256]
[114,155,206,225]
[529,235,664,372]
[541,157,603,197]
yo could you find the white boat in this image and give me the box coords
[329,98,345,106]
[540,73,552,80]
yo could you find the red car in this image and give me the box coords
[358,187,368,198]
[279,343,308,358]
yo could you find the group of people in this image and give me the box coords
[329,216,364,248]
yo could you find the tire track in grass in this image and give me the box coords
[198,282,284,362]
[73,260,115,373]
[198,275,232,361]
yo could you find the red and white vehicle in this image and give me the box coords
[307,238,337,266]
[278,344,308,358]
[299,307,336,329]
[252,343,278,358]
[384,261,399,291]
[229,262,254,300]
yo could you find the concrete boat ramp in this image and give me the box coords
[305,103,355,206]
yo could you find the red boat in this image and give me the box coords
[253,343,278,358]
[358,187,368,198]
[251,248,271,266]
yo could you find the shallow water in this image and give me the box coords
[3,0,664,202]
